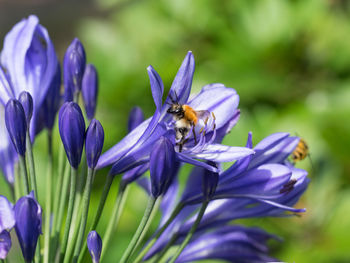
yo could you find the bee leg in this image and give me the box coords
[192,125,197,144]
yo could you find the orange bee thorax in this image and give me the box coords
[292,139,309,161]
[182,105,198,125]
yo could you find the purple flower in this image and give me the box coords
[87,231,102,263]
[85,119,104,169]
[0,196,15,232]
[59,102,86,169]
[82,64,98,120]
[18,91,33,127]
[143,133,308,260]
[63,38,86,101]
[98,52,253,177]
[0,15,59,181]
[201,162,219,201]
[0,230,11,259]
[5,99,27,156]
[14,192,42,262]
[150,137,177,198]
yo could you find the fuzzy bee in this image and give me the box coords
[291,138,309,162]
[167,97,213,152]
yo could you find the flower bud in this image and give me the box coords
[85,119,104,169]
[63,38,86,101]
[202,161,219,201]
[150,137,176,198]
[59,102,86,168]
[0,230,11,259]
[14,193,42,262]
[87,231,102,263]
[18,91,33,127]
[5,99,27,156]
[82,64,98,120]
[128,106,144,132]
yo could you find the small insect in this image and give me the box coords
[291,138,309,162]
[167,94,213,152]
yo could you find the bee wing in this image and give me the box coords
[196,110,211,124]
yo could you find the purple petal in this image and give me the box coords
[147,66,164,112]
[188,84,239,130]
[87,231,102,263]
[128,106,144,132]
[189,144,254,162]
[0,196,15,232]
[0,67,14,105]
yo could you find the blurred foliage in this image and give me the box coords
[1,0,350,262]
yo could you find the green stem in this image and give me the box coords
[26,131,38,199]
[134,202,184,263]
[168,201,209,263]
[14,163,21,200]
[119,196,158,263]
[43,131,53,263]
[77,174,115,263]
[100,183,128,260]
[71,168,95,263]
[59,167,77,262]
[18,155,30,194]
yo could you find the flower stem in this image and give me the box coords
[43,131,53,263]
[119,196,158,263]
[18,155,30,194]
[14,163,21,200]
[152,233,178,263]
[168,201,209,263]
[71,167,95,263]
[59,167,77,262]
[77,174,115,263]
[134,202,184,263]
[101,183,128,260]
[26,131,38,199]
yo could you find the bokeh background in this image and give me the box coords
[1,0,350,262]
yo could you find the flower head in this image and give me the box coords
[59,102,86,168]
[82,64,98,120]
[5,99,27,156]
[86,119,104,169]
[63,38,86,101]
[87,231,102,263]
[14,192,42,262]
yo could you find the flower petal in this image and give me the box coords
[0,196,15,232]
[147,66,164,112]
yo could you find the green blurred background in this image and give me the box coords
[1,0,350,262]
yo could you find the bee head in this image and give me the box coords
[167,103,183,115]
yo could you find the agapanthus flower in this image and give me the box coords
[98,52,253,178]
[141,132,309,261]
[82,64,98,120]
[0,15,59,182]
[85,119,104,169]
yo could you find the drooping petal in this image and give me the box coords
[0,230,11,259]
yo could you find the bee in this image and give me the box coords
[291,138,309,162]
[167,95,213,152]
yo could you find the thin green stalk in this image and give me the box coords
[26,132,38,199]
[77,174,115,263]
[134,202,184,263]
[14,163,21,200]
[119,196,158,263]
[101,183,129,260]
[43,131,53,263]
[18,155,30,194]
[71,168,95,263]
[59,167,78,262]
[168,201,209,263]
